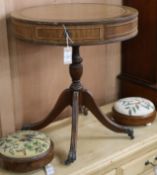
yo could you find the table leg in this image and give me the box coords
[65,91,79,165]
[80,106,88,115]
[22,89,72,130]
[81,90,134,139]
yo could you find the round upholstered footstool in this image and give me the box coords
[0,130,54,172]
[112,97,156,126]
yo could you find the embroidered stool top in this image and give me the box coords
[112,97,156,126]
[0,130,54,172]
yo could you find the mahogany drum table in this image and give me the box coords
[10,3,138,164]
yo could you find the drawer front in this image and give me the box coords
[140,169,154,175]
[120,149,157,175]
[143,171,154,175]
[89,168,116,175]
[105,170,116,175]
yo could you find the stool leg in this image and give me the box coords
[65,91,79,164]
[82,90,134,139]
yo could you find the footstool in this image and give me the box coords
[112,97,156,126]
[0,130,54,172]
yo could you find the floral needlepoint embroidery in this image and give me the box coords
[114,97,155,117]
[0,130,51,158]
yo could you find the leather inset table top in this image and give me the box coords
[10,3,138,45]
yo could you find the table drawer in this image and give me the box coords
[120,149,157,175]
[89,168,116,175]
[105,170,116,175]
[140,169,154,175]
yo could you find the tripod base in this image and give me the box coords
[22,46,134,164]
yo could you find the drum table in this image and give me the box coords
[10,3,138,164]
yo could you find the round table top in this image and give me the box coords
[10,3,138,46]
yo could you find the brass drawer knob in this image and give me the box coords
[145,160,156,167]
